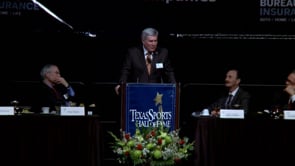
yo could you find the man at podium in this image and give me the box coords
[115,27,176,95]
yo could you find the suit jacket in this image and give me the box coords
[118,46,176,84]
[272,90,295,110]
[208,87,251,114]
[32,83,74,112]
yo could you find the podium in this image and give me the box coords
[121,83,179,135]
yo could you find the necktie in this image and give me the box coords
[146,52,152,75]
[225,94,233,108]
[288,98,292,110]
[52,87,62,100]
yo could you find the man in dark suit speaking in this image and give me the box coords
[115,27,176,95]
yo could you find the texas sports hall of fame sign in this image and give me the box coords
[121,83,179,135]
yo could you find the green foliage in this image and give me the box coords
[108,126,195,166]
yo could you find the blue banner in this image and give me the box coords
[124,83,178,135]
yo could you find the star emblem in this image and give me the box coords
[154,92,163,106]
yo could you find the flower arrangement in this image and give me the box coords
[108,124,195,166]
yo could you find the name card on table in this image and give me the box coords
[220,109,244,119]
[60,106,85,116]
[284,110,295,120]
[0,106,14,115]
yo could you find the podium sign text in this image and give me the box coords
[122,83,179,135]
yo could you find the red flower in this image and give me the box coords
[136,144,143,150]
[151,130,156,137]
[145,134,150,139]
[158,138,162,145]
[179,139,185,145]
[125,133,130,140]
[124,151,130,156]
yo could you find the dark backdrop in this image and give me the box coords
[1,0,294,84]
[1,31,293,85]
[1,1,294,165]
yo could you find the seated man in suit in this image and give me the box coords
[208,68,251,117]
[271,69,295,110]
[33,64,75,113]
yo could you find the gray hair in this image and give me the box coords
[141,27,159,41]
[40,64,56,79]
